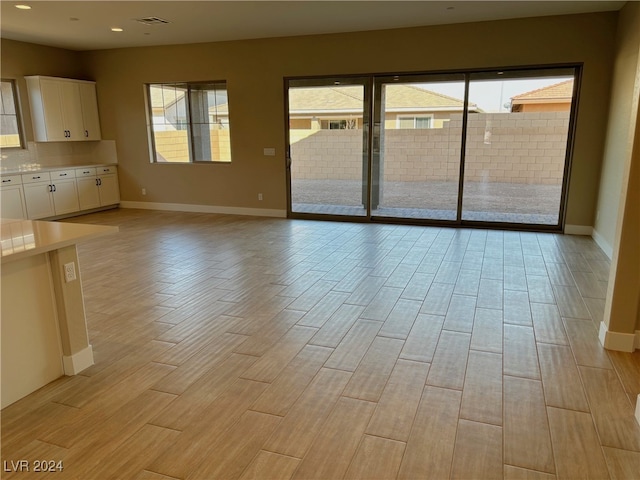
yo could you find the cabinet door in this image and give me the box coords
[78,83,101,140]
[59,81,85,141]
[52,179,80,215]
[23,183,55,219]
[77,176,101,210]
[39,79,68,142]
[98,175,120,206]
[0,186,26,219]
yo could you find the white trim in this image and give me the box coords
[120,201,286,218]
[635,394,640,426]
[592,229,614,260]
[62,345,94,375]
[636,330,640,350]
[564,224,593,235]
[598,321,636,352]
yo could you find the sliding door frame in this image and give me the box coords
[285,63,582,232]
[285,75,374,222]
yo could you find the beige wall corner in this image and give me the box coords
[599,2,640,349]
[48,245,93,360]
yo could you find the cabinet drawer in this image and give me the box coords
[1,175,23,186]
[75,167,97,177]
[97,166,117,175]
[22,172,51,184]
[50,169,76,180]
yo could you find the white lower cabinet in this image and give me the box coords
[1,176,26,219]
[76,166,120,210]
[76,175,101,210]
[50,169,80,215]
[97,166,120,206]
[22,173,55,219]
[9,165,118,220]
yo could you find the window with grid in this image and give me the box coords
[1,80,24,149]
[146,82,230,163]
[397,115,432,129]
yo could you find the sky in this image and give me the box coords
[417,76,574,112]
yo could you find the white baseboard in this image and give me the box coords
[564,224,593,235]
[598,322,637,352]
[635,394,640,426]
[592,229,614,260]
[636,330,640,350]
[120,201,287,218]
[62,345,94,375]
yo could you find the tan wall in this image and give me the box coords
[1,12,617,223]
[291,112,569,185]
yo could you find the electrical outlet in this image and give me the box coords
[142,188,147,196]
[64,262,77,283]
[258,193,263,201]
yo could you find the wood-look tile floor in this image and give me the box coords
[2,209,640,479]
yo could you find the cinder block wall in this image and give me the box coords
[290,112,569,184]
[154,130,231,162]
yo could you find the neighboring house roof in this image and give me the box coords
[286,84,477,115]
[511,79,574,104]
[384,85,473,112]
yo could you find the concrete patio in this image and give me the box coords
[291,180,562,225]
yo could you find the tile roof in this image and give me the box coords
[288,84,475,113]
[511,79,574,102]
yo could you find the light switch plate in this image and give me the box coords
[263,148,276,156]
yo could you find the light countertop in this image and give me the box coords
[1,218,118,263]
[1,163,118,176]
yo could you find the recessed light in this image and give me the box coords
[15,4,31,10]
[111,27,124,32]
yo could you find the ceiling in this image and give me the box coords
[0,1,626,52]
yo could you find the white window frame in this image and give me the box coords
[396,114,434,129]
[1,79,25,149]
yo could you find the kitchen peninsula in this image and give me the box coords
[1,217,117,408]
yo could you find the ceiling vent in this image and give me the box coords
[135,17,170,26]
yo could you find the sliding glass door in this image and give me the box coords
[371,74,465,221]
[287,66,578,230]
[461,68,576,225]
[287,78,370,217]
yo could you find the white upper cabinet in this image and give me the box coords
[25,76,102,142]
[78,82,101,140]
